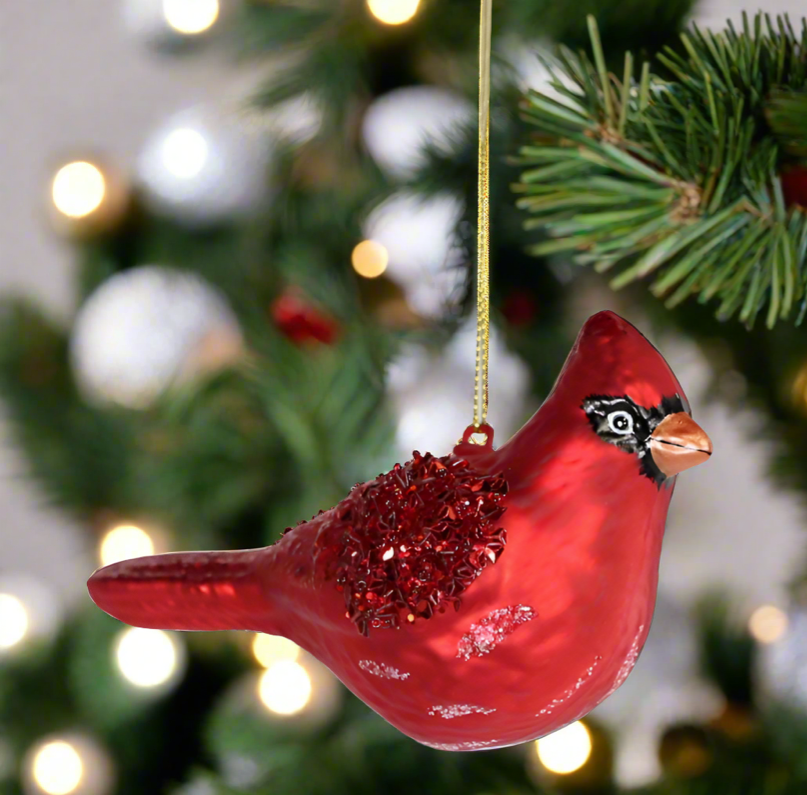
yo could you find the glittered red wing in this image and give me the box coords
[87,549,272,632]
[312,451,508,636]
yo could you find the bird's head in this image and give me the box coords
[542,311,712,486]
[581,393,710,484]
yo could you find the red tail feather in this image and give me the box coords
[87,549,273,632]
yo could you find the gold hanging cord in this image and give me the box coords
[473,0,493,430]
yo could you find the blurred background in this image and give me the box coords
[2,0,807,793]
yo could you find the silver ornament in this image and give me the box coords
[70,266,243,409]
[361,86,473,180]
[137,106,272,225]
[363,191,465,319]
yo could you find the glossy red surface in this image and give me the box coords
[88,311,703,751]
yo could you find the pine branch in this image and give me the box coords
[767,89,807,157]
[0,299,134,513]
[516,13,807,328]
[235,0,693,141]
[232,1,335,57]
[250,36,369,133]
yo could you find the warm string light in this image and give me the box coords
[252,633,300,668]
[0,593,29,649]
[162,0,219,34]
[366,0,421,25]
[535,721,593,775]
[748,605,788,644]
[99,524,154,566]
[352,240,389,279]
[52,162,106,219]
[31,741,84,795]
[115,627,182,689]
[258,659,313,715]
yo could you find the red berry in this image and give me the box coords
[271,292,340,345]
[781,166,807,209]
[502,291,537,327]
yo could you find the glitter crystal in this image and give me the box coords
[428,704,496,719]
[536,655,603,716]
[605,625,644,697]
[425,738,502,751]
[311,451,508,635]
[457,604,535,660]
[359,660,411,680]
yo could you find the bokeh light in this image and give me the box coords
[31,741,84,795]
[252,634,300,668]
[535,721,592,775]
[0,593,29,649]
[162,0,219,34]
[258,660,313,715]
[161,128,208,179]
[99,524,154,566]
[366,0,421,25]
[52,162,106,219]
[749,605,788,644]
[351,240,389,279]
[115,627,181,688]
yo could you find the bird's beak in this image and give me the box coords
[649,413,712,477]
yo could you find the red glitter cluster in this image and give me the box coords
[314,451,508,636]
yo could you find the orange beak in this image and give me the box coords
[649,413,712,477]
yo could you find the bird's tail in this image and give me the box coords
[87,549,274,632]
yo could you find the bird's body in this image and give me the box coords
[89,311,711,750]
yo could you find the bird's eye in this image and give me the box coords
[607,410,634,435]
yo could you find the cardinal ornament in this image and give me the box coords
[88,311,712,751]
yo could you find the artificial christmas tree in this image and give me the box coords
[3,3,807,795]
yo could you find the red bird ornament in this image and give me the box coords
[88,311,712,751]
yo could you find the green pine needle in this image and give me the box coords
[516,12,807,328]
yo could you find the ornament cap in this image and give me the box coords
[460,423,494,447]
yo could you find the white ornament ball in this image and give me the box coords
[266,94,323,147]
[71,266,244,409]
[363,191,465,318]
[504,39,583,106]
[137,106,272,225]
[362,86,473,180]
